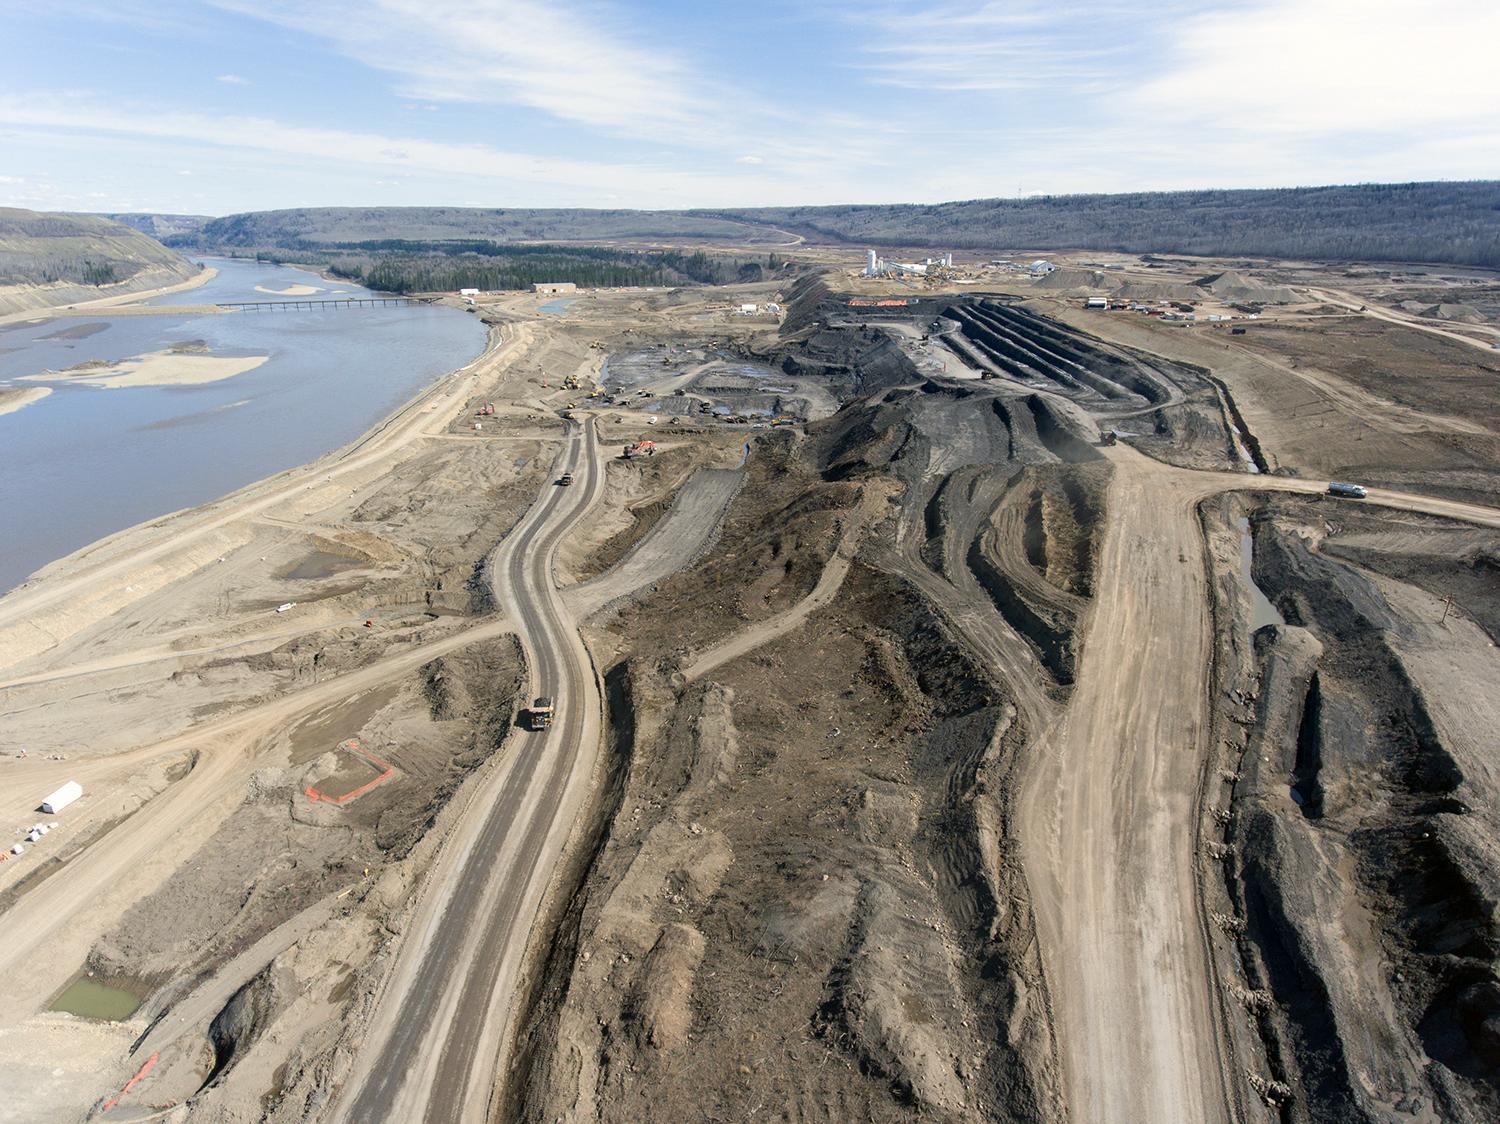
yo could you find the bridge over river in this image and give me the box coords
[216,296,437,311]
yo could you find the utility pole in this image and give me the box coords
[1440,594,1455,626]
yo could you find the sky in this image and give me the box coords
[1,0,1496,216]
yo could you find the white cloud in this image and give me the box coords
[736,155,764,165]
[1133,0,1500,133]
[210,0,704,140]
[215,73,250,85]
[847,0,1171,92]
[206,0,887,171]
[0,92,855,207]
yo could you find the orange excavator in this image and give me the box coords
[622,440,657,459]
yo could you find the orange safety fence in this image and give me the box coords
[103,1052,159,1111]
[304,740,397,805]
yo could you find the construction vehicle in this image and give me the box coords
[474,402,495,416]
[1327,481,1367,499]
[623,440,657,459]
[529,697,555,731]
[558,472,574,486]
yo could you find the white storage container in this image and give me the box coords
[40,780,83,814]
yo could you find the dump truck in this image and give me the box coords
[529,697,555,731]
[558,471,574,486]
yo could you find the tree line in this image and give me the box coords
[708,182,1500,268]
[208,242,788,294]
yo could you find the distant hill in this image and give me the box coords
[0,208,201,316]
[162,182,1500,269]
[169,206,787,251]
[710,182,1500,267]
[102,212,212,240]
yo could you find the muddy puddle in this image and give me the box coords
[50,975,145,1020]
[288,683,402,765]
[1237,516,1284,630]
[279,550,366,581]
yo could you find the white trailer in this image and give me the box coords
[40,780,82,814]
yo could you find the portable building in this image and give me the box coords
[40,780,82,814]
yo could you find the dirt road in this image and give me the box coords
[563,466,743,618]
[1019,447,1236,1124]
[0,615,516,1010]
[336,419,606,1124]
[681,484,882,682]
[1307,286,1500,353]
[1017,445,1500,1124]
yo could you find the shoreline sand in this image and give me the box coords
[0,265,219,328]
[0,386,52,417]
[253,282,321,297]
[21,349,270,389]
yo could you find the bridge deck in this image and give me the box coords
[216,297,434,311]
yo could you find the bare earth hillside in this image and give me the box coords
[0,208,201,317]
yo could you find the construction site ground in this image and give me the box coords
[2,253,1499,1124]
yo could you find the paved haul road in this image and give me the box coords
[338,418,604,1124]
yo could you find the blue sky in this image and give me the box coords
[2,0,1496,215]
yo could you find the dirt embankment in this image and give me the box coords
[507,347,1132,1118]
[514,555,1056,1119]
[1200,493,1500,1123]
[135,636,526,1116]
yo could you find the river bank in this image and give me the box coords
[0,264,218,327]
[0,386,50,416]
[0,258,487,593]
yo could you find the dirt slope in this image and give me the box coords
[0,207,201,316]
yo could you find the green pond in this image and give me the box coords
[50,976,144,1021]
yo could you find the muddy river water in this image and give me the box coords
[0,259,487,594]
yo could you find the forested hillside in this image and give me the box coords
[169,206,781,249]
[159,182,1499,270]
[324,244,785,293]
[0,208,200,316]
[710,182,1500,267]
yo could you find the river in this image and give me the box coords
[0,259,488,594]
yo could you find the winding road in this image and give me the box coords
[337,418,605,1123]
